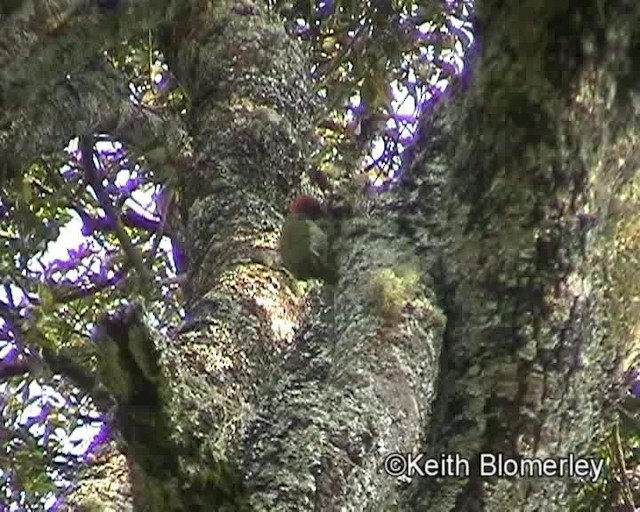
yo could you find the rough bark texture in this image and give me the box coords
[242,212,445,509]
[402,1,640,510]
[120,2,322,509]
[3,0,640,511]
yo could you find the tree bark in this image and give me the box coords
[403,1,640,510]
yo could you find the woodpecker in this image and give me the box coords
[279,195,338,284]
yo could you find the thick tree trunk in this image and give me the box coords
[108,2,322,509]
[401,2,640,510]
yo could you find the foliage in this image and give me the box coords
[570,420,640,511]
[270,0,473,188]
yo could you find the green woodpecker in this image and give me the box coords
[279,195,338,284]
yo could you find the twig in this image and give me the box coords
[78,135,153,293]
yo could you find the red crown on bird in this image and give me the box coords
[289,195,324,218]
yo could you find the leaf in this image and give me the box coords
[361,69,391,111]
